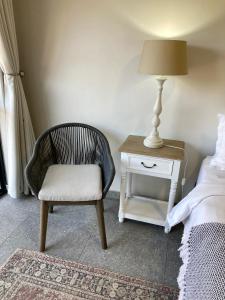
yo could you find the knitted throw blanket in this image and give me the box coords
[178,223,225,300]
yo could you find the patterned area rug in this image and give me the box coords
[0,249,178,299]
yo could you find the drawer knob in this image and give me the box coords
[141,162,157,169]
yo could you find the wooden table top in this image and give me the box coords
[119,135,185,161]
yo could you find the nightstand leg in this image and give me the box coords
[165,160,181,233]
[167,180,178,214]
[164,227,170,234]
[165,180,178,233]
[167,181,177,214]
[119,172,127,223]
[126,172,132,198]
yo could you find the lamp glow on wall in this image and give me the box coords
[139,40,188,148]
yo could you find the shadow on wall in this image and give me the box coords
[98,128,122,191]
[189,46,222,67]
[183,143,204,195]
[188,46,224,86]
[166,45,224,194]
[14,0,76,134]
[171,45,223,138]
[115,54,157,136]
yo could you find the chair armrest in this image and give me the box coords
[97,147,115,199]
[25,137,54,198]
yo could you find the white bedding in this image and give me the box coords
[167,157,225,299]
[166,156,225,233]
[183,193,225,233]
[197,156,225,185]
[166,184,225,233]
[185,156,225,232]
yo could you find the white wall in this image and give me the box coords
[13,0,225,197]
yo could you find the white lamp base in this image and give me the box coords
[144,77,166,149]
[144,135,163,148]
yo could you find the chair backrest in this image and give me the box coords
[37,123,109,165]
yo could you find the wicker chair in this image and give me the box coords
[25,123,115,251]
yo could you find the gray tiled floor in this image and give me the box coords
[0,194,183,287]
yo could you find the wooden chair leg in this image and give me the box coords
[40,201,49,252]
[49,205,54,213]
[95,200,107,249]
[102,200,105,211]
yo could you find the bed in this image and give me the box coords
[166,156,225,300]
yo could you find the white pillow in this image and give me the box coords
[210,114,225,170]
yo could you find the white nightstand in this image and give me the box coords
[118,135,185,233]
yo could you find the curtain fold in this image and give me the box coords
[0,0,35,198]
[0,136,6,195]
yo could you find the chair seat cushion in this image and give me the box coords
[38,164,102,201]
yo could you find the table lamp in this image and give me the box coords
[139,40,188,148]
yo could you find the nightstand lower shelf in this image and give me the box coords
[120,196,168,227]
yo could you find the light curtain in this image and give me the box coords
[0,0,35,198]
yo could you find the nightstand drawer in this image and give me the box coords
[129,156,173,175]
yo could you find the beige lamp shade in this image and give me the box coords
[139,40,187,76]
